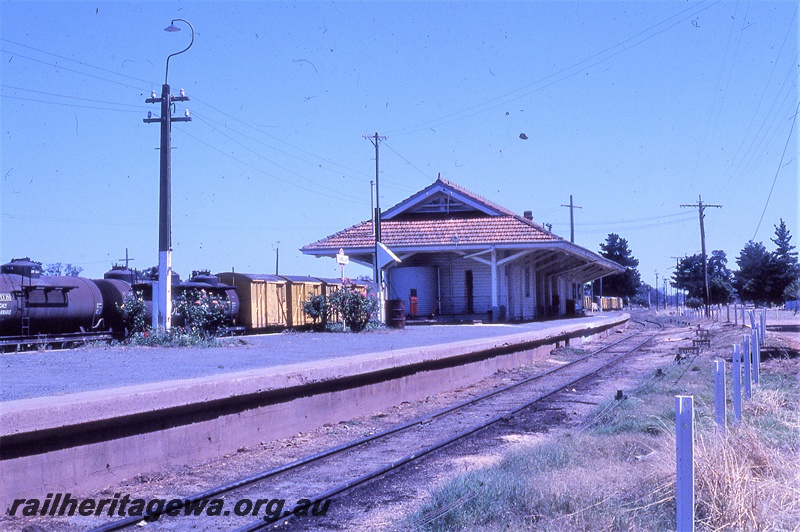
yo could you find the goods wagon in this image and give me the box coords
[216,272,288,330]
[279,275,324,328]
[583,295,624,312]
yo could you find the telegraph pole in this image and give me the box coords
[364,132,386,320]
[560,195,582,243]
[144,19,193,331]
[681,196,722,317]
[671,256,682,310]
[654,270,659,311]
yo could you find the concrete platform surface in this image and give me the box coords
[0,313,623,403]
[0,313,629,506]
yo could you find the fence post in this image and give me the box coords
[749,310,756,331]
[732,345,742,425]
[714,360,726,436]
[743,335,752,400]
[676,396,695,531]
[760,309,766,344]
[752,330,760,385]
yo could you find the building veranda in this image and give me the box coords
[302,177,624,321]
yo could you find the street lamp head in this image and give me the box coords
[163,18,195,85]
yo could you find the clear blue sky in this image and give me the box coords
[2,1,797,289]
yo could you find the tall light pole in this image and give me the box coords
[144,19,193,330]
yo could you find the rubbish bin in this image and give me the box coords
[386,299,406,329]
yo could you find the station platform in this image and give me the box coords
[0,313,628,508]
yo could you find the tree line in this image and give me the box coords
[593,219,799,308]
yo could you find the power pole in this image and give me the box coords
[560,195,582,243]
[273,241,280,275]
[144,84,191,331]
[119,248,135,269]
[671,256,682,310]
[364,132,387,320]
[681,196,722,317]
[654,270,659,311]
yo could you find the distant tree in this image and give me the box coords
[43,262,83,276]
[672,251,734,305]
[734,241,777,306]
[784,279,800,307]
[592,233,641,300]
[770,219,799,302]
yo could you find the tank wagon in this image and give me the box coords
[0,258,125,341]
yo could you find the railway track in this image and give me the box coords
[0,330,115,352]
[91,319,661,531]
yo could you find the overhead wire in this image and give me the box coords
[173,126,367,206]
[0,39,389,196]
[381,140,434,184]
[751,100,799,240]
[384,0,723,137]
[189,112,366,203]
[691,0,742,183]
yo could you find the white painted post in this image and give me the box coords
[732,345,742,425]
[760,309,766,344]
[749,310,756,331]
[734,304,738,326]
[714,360,726,435]
[743,335,752,400]
[676,396,695,531]
[752,330,760,385]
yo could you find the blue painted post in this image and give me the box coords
[734,304,738,326]
[743,335,752,400]
[732,345,742,425]
[749,310,756,331]
[714,360,726,435]
[676,396,695,531]
[760,309,766,344]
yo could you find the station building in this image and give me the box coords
[301,176,624,320]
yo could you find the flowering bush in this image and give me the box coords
[303,284,380,332]
[117,290,148,335]
[328,284,380,332]
[174,288,231,337]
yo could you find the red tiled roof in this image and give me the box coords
[302,215,562,251]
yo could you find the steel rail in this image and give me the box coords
[92,319,654,531]
[231,320,661,531]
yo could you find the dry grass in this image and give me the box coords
[695,426,800,531]
[408,327,800,531]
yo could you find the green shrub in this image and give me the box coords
[302,293,331,331]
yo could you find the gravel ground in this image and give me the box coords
[0,314,622,401]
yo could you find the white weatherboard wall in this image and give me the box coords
[388,266,439,316]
